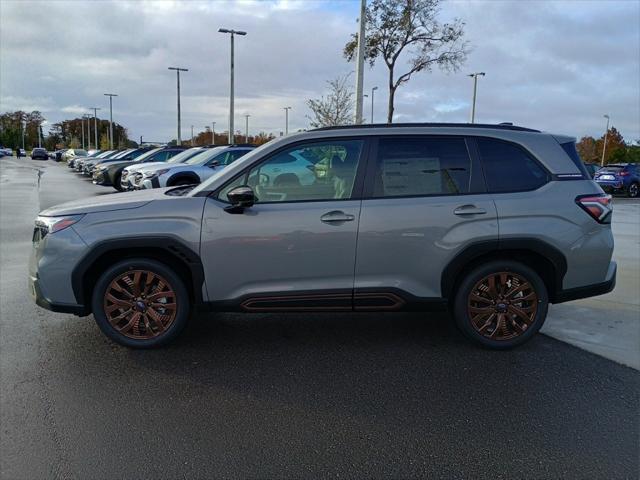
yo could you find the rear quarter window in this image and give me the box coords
[476,138,549,193]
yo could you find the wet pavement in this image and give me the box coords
[1,157,638,479]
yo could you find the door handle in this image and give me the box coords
[321,210,355,223]
[454,205,487,216]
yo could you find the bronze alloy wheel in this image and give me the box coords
[103,269,178,340]
[467,271,538,341]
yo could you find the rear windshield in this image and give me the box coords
[600,166,625,172]
[559,142,588,178]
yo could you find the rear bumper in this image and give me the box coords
[554,261,617,303]
[595,180,624,191]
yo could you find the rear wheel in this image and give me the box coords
[453,260,548,349]
[91,258,190,348]
[628,182,639,198]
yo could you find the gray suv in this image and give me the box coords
[29,124,616,349]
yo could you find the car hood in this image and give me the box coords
[125,161,165,173]
[138,163,186,174]
[39,187,173,216]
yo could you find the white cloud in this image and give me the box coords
[0,0,638,142]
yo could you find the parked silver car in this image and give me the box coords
[29,123,615,349]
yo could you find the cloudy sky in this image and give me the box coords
[1,0,638,143]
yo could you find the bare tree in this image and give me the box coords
[344,0,468,123]
[306,74,355,128]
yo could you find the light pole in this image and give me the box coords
[244,114,250,142]
[468,72,485,123]
[90,107,100,150]
[191,125,194,146]
[601,114,610,167]
[370,86,378,123]
[168,66,188,145]
[354,0,366,124]
[211,122,216,145]
[104,93,117,149]
[21,120,25,150]
[284,106,291,135]
[219,28,247,144]
[80,115,85,149]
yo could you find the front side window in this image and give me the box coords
[218,140,363,203]
[372,137,473,197]
[477,138,548,193]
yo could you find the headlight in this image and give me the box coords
[97,165,109,171]
[144,169,170,178]
[35,214,84,235]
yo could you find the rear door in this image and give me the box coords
[354,135,498,307]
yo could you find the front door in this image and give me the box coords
[200,138,367,310]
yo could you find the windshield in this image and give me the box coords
[75,149,88,156]
[167,148,204,164]
[184,147,226,165]
[190,139,278,196]
[132,148,162,162]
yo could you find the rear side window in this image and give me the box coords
[372,137,473,197]
[476,138,548,193]
[559,141,589,178]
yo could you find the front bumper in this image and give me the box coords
[92,170,111,185]
[554,261,617,303]
[29,274,88,315]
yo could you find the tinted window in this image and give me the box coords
[372,137,473,197]
[476,138,548,192]
[219,140,363,203]
[560,142,589,178]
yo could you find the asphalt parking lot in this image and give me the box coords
[1,157,638,479]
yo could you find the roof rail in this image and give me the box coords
[311,122,540,133]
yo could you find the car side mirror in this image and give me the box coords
[208,160,220,168]
[225,186,255,214]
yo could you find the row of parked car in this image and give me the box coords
[61,144,640,197]
[65,144,256,191]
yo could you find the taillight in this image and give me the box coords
[619,171,629,176]
[575,194,612,224]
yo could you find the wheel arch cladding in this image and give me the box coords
[167,172,200,186]
[71,237,205,313]
[441,239,567,303]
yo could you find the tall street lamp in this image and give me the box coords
[354,0,366,124]
[90,107,100,149]
[104,93,118,149]
[191,125,194,146]
[80,115,85,149]
[83,114,91,149]
[168,66,188,145]
[601,114,610,167]
[211,122,216,145]
[284,106,291,135]
[219,28,247,144]
[370,86,378,123]
[468,72,485,124]
[244,114,250,142]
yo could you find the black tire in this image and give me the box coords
[628,182,639,198]
[113,173,124,191]
[452,260,548,349]
[91,258,190,348]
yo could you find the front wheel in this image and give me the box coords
[453,260,548,349]
[628,182,639,198]
[113,173,124,191]
[91,258,190,348]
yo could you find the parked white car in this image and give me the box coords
[63,148,88,162]
[136,145,254,189]
[122,147,207,190]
